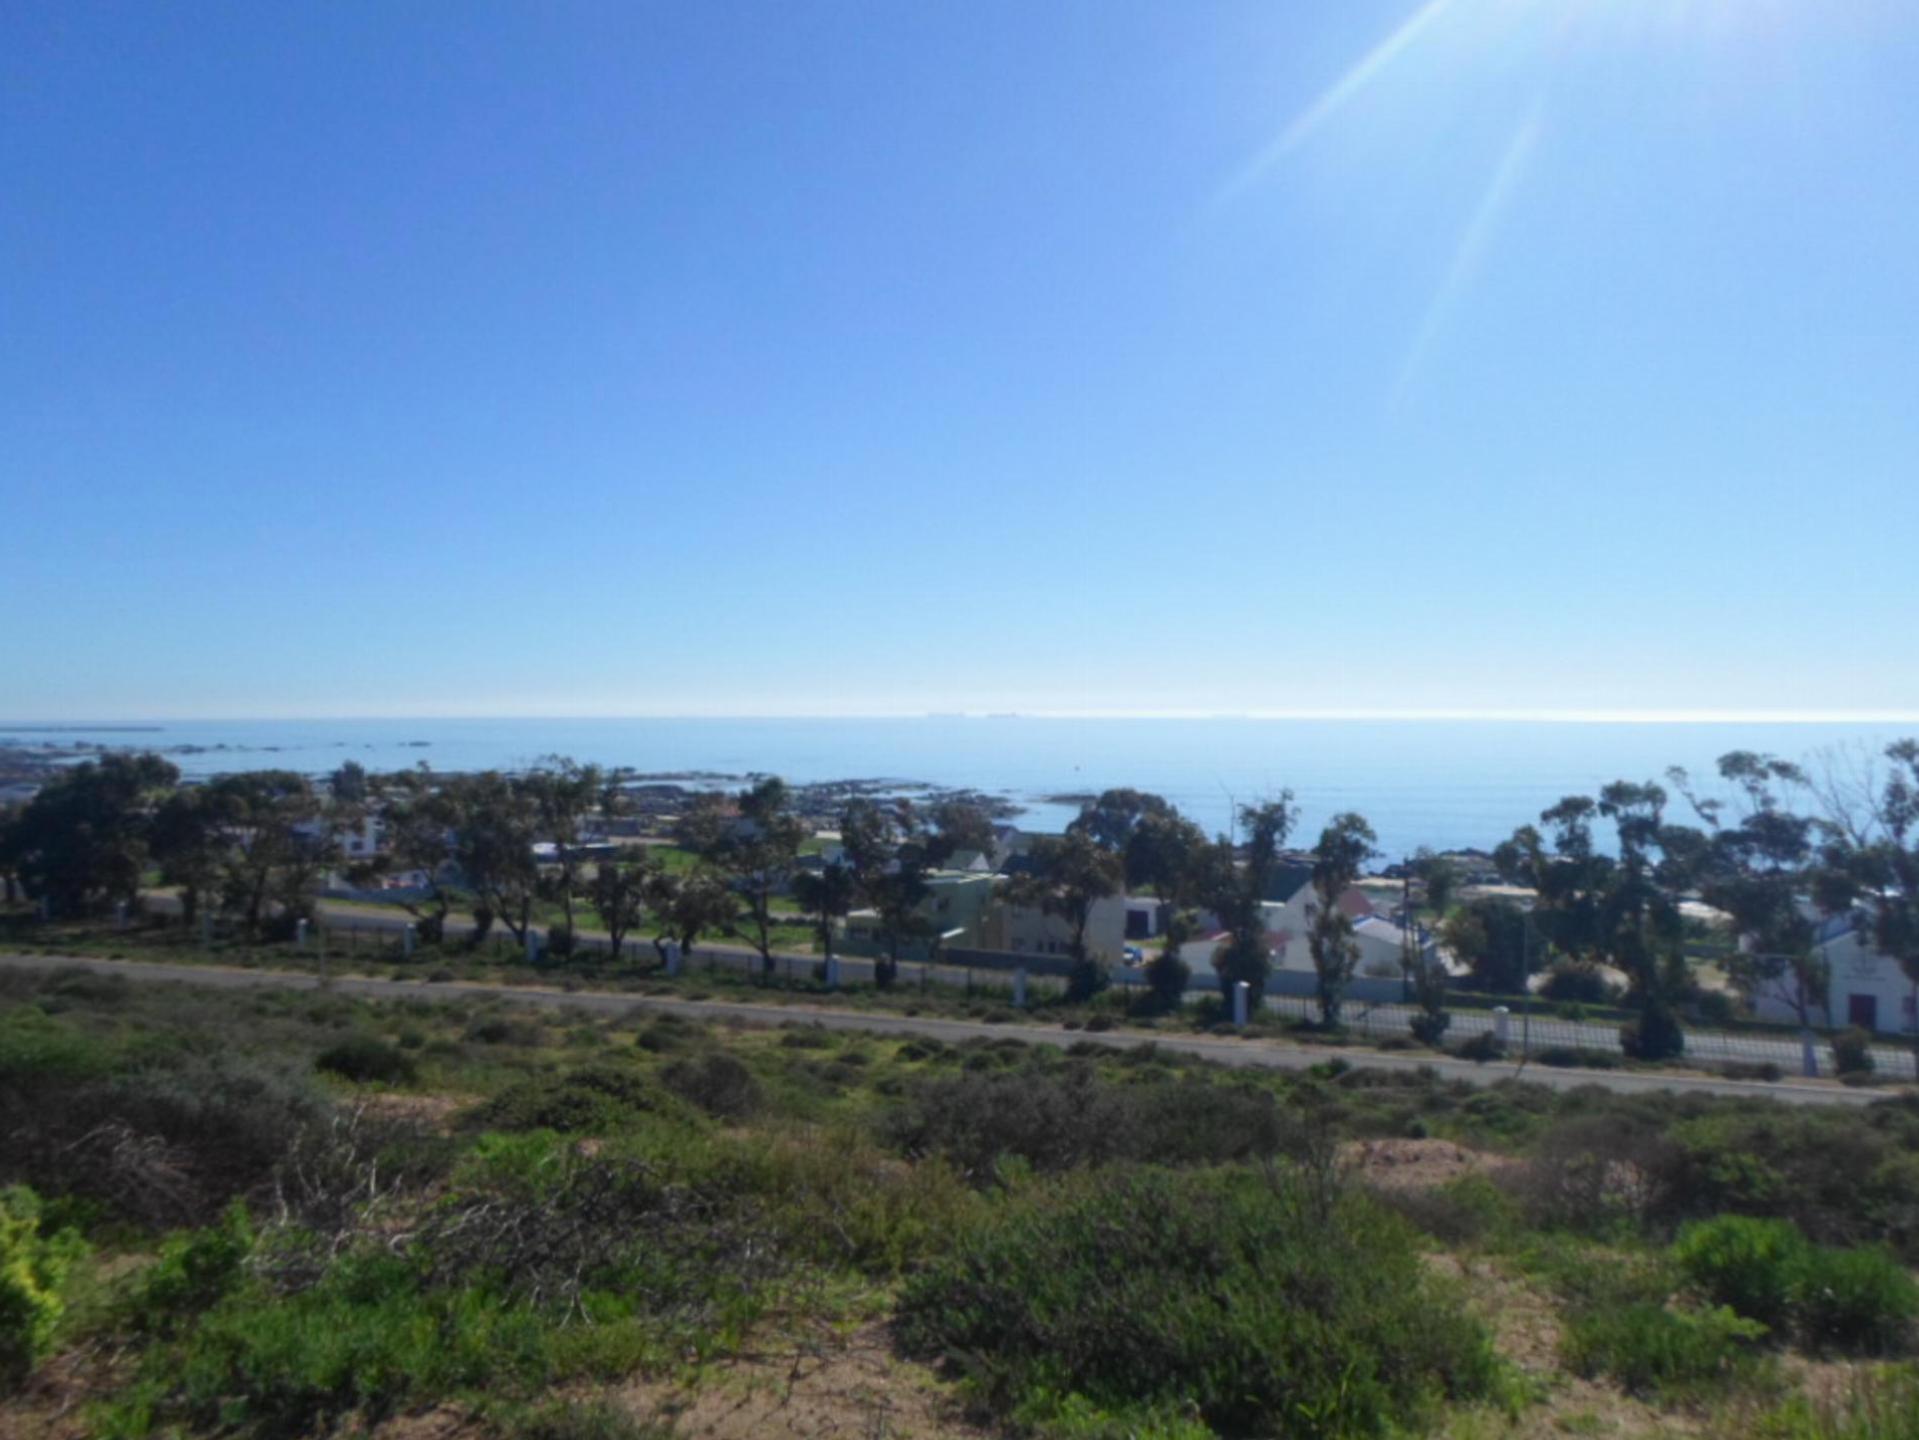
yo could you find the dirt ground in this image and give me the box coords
[1342,1136,1515,1191]
[611,1322,987,1440]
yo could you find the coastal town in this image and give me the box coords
[5,740,1917,1065]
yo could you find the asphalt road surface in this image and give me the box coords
[0,952,1889,1107]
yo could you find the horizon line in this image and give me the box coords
[6,708,1919,727]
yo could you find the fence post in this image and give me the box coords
[1800,1028,1819,1079]
[1014,968,1027,1009]
[296,918,309,952]
[1493,1006,1512,1047]
[524,930,538,967]
[403,923,415,958]
[1234,981,1250,1029]
[664,940,682,977]
[200,909,213,947]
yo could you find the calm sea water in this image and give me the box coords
[1,717,1906,860]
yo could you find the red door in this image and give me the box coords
[1849,994,1879,1030]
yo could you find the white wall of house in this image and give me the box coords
[984,894,1128,964]
[1751,926,1917,1034]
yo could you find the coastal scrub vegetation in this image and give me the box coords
[4,969,1919,1438]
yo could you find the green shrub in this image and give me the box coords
[1833,1029,1877,1078]
[102,1259,553,1439]
[129,1203,255,1331]
[1676,1216,1813,1330]
[465,1016,545,1046]
[1562,1301,1767,1398]
[1620,1003,1686,1063]
[881,1071,1284,1181]
[1454,1031,1505,1064]
[467,1063,681,1135]
[510,1398,672,1440]
[1794,1247,1919,1355]
[1374,1173,1517,1245]
[1535,1045,1621,1070]
[897,1168,1497,1438]
[659,1053,762,1120]
[1,1185,86,1388]
[314,1034,418,1085]
[1737,1365,1919,1439]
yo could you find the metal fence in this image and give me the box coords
[112,904,1919,1082]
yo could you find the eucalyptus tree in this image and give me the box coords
[523,759,604,944]
[1308,812,1377,1027]
[5,752,178,918]
[205,769,332,939]
[150,783,229,930]
[1670,752,1827,1030]
[447,772,543,948]
[1211,795,1298,1010]
[1005,829,1124,1001]
[589,847,656,962]
[643,865,739,964]
[343,768,461,943]
[718,777,807,975]
[838,799,915,986]
[1496,783,1695,1060]
[792,859,858,981]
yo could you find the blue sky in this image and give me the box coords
[4,1,1917,721]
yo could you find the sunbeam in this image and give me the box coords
[1217,0,1459,204]
[1392,106,1544,405]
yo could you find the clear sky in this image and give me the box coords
[4,1,1917,721]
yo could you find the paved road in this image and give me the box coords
[0,952,1890,1107]
[145,894,1912,1079]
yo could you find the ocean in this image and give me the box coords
[1,717,1906,860]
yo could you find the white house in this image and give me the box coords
[1750,911,1917,1035]
[982,893,1129,965]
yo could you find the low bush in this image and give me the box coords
[1794,1247,1919,1355]
[1562,1302,1768,1398]
[1,1185,87,1388]
[314,1035,418,1086]
[1541,965,1619,1005]
[127,1203,255,1332]
[1535,1045,1622,1070]
[1453,1031,1505,1064]
[1374,1173,1517,1245]
[1,1050,333,1229]
[659,1053,761,1121]
[1676,1216,1813,1330]
[1832,1029,1877,1079]
[466,1064,682,1135]
[465,1016,545,1046]
[1734,1364,1919,1439]
[510,1399,672,1440]
[897,1168,1497,1438]
[880,1071,1285,1180]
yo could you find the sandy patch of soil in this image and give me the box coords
[1344,1137,1513,1191]
[613,1322,986,1440]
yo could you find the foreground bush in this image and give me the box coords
[1562,1301,1767,1398]
[1,1185,86,1387]
[314,1035,418,1085]
[897,1168,1498,1437]
[466,1063,685,1134]
[881,1071,1285,1180]
[1676,1216,1812,1330]
[1676,1216,1918,1354]
[1735,1364,1919,1439]
[1795,1247,1919,1355]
